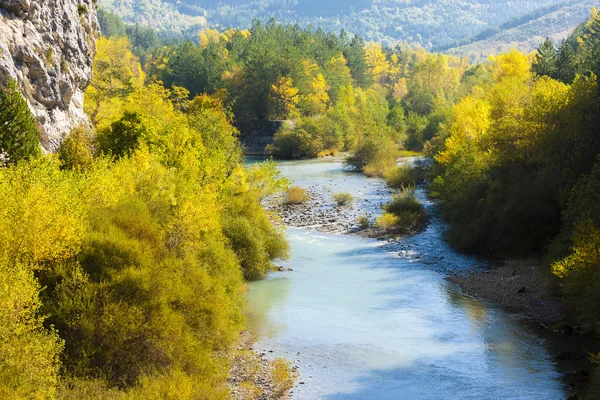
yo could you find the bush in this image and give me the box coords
[376,213,401,231]
[333,192,353,206]
[285,186,309,205]
[357,215,371,230]
[345,138,399,177]
[0,79,40,164]
[267,126,321,159]
[271,358,297,397]
[384,164,426,188]
[58,127,94,171]
[377,189,427,233]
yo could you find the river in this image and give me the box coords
[246,157,581,400]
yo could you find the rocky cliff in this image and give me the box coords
[0,0,98,151]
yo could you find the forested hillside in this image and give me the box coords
[97,0,591,50]
[443,0,600,60]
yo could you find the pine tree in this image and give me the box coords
[0,79,41,165]
[554,41,577,83]
[532,37,557,77]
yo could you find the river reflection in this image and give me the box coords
[246,159,570,399]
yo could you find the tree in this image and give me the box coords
[365,41,390,85]
[84,37,144,128]
[97,112,149,159]
[0,79,40,164]
[302,74,330,116]
[268,76,300,120]
[553,41,577,83]
[343,35,372,88]
[58,127,94,172]
[532,38,557,77]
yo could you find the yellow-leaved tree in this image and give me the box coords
[365,41,390,85]
[268,76,300,120]
[84,37,144,129]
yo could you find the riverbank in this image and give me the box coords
[229,333,296,400]
[449,259,567,324]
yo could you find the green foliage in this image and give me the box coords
[345,138,399,177]
[377,189,426,234]
[98,0,571,51]
[268,126,321,159]
[333,192,353,207]
[532,37,557,77]
[96,112,149,158]
[549,158,600,333]
[384,164,426,189]
[431,42,600,254]
[0,79,40,164]
[58,127,95,171]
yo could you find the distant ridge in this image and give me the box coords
[442,0,600,60]
[98,0,576,49]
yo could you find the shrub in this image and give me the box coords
[285,186,309,205]
[376,213,401,231]
[271,358,296,397]
[357,215,371,229]
[267,126,321,159]
[333,192,353,206]
[0,79,40,164]
[345,138,399,177]
[58,127,94,171]
[384,189,424,215]
[377,189,427,233]
[384,164,426,188]
[96,112,148,159]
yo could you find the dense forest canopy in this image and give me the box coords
[97,0,594,51]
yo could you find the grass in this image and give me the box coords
[333,192,353,207]
[285,186,309,205]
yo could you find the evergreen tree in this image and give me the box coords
[554,40,577,83]
[0,79,40,164]
[532,37,557,77]
[344,35,372,88]
[97,9,127,38]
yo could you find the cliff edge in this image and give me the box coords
[0,0,98,151]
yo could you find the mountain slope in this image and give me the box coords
[444,0,600,59]
[99,0,574,48]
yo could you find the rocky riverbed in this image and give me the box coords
[448,259,567,324]
[270,187,389,236]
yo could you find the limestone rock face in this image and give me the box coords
[0,0,98,151]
